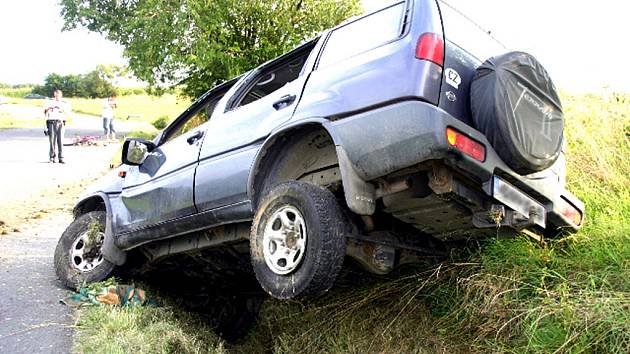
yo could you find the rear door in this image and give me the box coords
[194,42,317,212]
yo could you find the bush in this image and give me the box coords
[152,116,169,130]
[118,87,146,96]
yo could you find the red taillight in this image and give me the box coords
[559,198,582,226]
[415,32,444,66]
[446,127,485,162]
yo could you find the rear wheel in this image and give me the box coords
[250,181,348,299]
[54,211,116,289]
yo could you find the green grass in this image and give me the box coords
[0,111,30,129]
[73,92,630,353]
[0,104,46,129]
[65,94,189,124]
[2,94,185,133]
[10,94,190,125]
[1,87,188,125]
[0,86,33,98]
[75,305,226,354]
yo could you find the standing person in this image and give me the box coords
[44,88,71,163]
[102,94,117,141]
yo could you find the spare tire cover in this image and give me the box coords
[470,51,563,175]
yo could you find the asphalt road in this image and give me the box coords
[0,108,132,353]
[0,105,143,207]
[0,213,75,354]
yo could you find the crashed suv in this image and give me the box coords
[55,0,583,317]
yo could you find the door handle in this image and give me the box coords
[186,130,204,144]
[272,94,296,110]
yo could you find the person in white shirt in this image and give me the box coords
[102,94,117,140]
[44,88,71,163]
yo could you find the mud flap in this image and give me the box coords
[336,146,376,215]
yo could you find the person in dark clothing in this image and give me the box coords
[44,88,71,163]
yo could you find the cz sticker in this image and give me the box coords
[445,68,461,89]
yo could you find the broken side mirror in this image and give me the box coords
[122,138,156,166]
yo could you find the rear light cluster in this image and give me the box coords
[559,198,582,226]
[415,32,444,66]
[446,127,486,162]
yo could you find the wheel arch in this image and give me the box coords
[73,195,106,217]
[248,119,339,209]
[247,118,376,215]
[73,193,127,265]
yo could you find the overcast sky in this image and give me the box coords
[1,0,629,92]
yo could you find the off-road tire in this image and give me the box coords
[250,181,348,299]
[54,211,116,289]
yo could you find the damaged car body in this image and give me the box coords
[54,0,584,339]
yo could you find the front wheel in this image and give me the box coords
[54,211,116,289]
[250,181,349,299]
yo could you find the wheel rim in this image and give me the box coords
[70,231,105,272]
[262,205,307,275]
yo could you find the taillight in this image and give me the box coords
[446,127,485,162]
[559,198,582,226]
[415,32,444,66]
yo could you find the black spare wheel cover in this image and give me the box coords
[470,51,563,174]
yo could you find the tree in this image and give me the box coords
[60,0,361,98]
[32,66,117,98]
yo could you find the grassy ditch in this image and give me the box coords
[73,93,630,353]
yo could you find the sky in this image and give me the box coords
[0,0,124,85]
[1,0,629,92]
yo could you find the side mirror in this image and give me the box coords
[122,139,156,166]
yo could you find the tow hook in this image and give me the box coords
[488,205,505,226]
[473,204,538,231]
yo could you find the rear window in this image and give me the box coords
[438,1,506,62]
[317,2,406,68]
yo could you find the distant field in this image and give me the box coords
[69,94,190,124]
[9,94,190,126]
[0,87,32,98]
[0,109,40,129]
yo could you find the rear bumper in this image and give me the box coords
[329,100,583,232]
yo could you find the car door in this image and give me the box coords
[194,41,317,213]
[115,101,212,235]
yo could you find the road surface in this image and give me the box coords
[0,104,138,353]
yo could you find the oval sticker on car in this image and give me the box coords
[445,68,461,89]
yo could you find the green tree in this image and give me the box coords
[81,69,117,98]
[32,67,117,98]
[60,0,361,98]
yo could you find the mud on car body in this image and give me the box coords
[55,0,584,339]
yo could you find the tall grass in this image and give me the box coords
[74,306,226,354]
[412,92,630,352]
[73,93,630,353]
